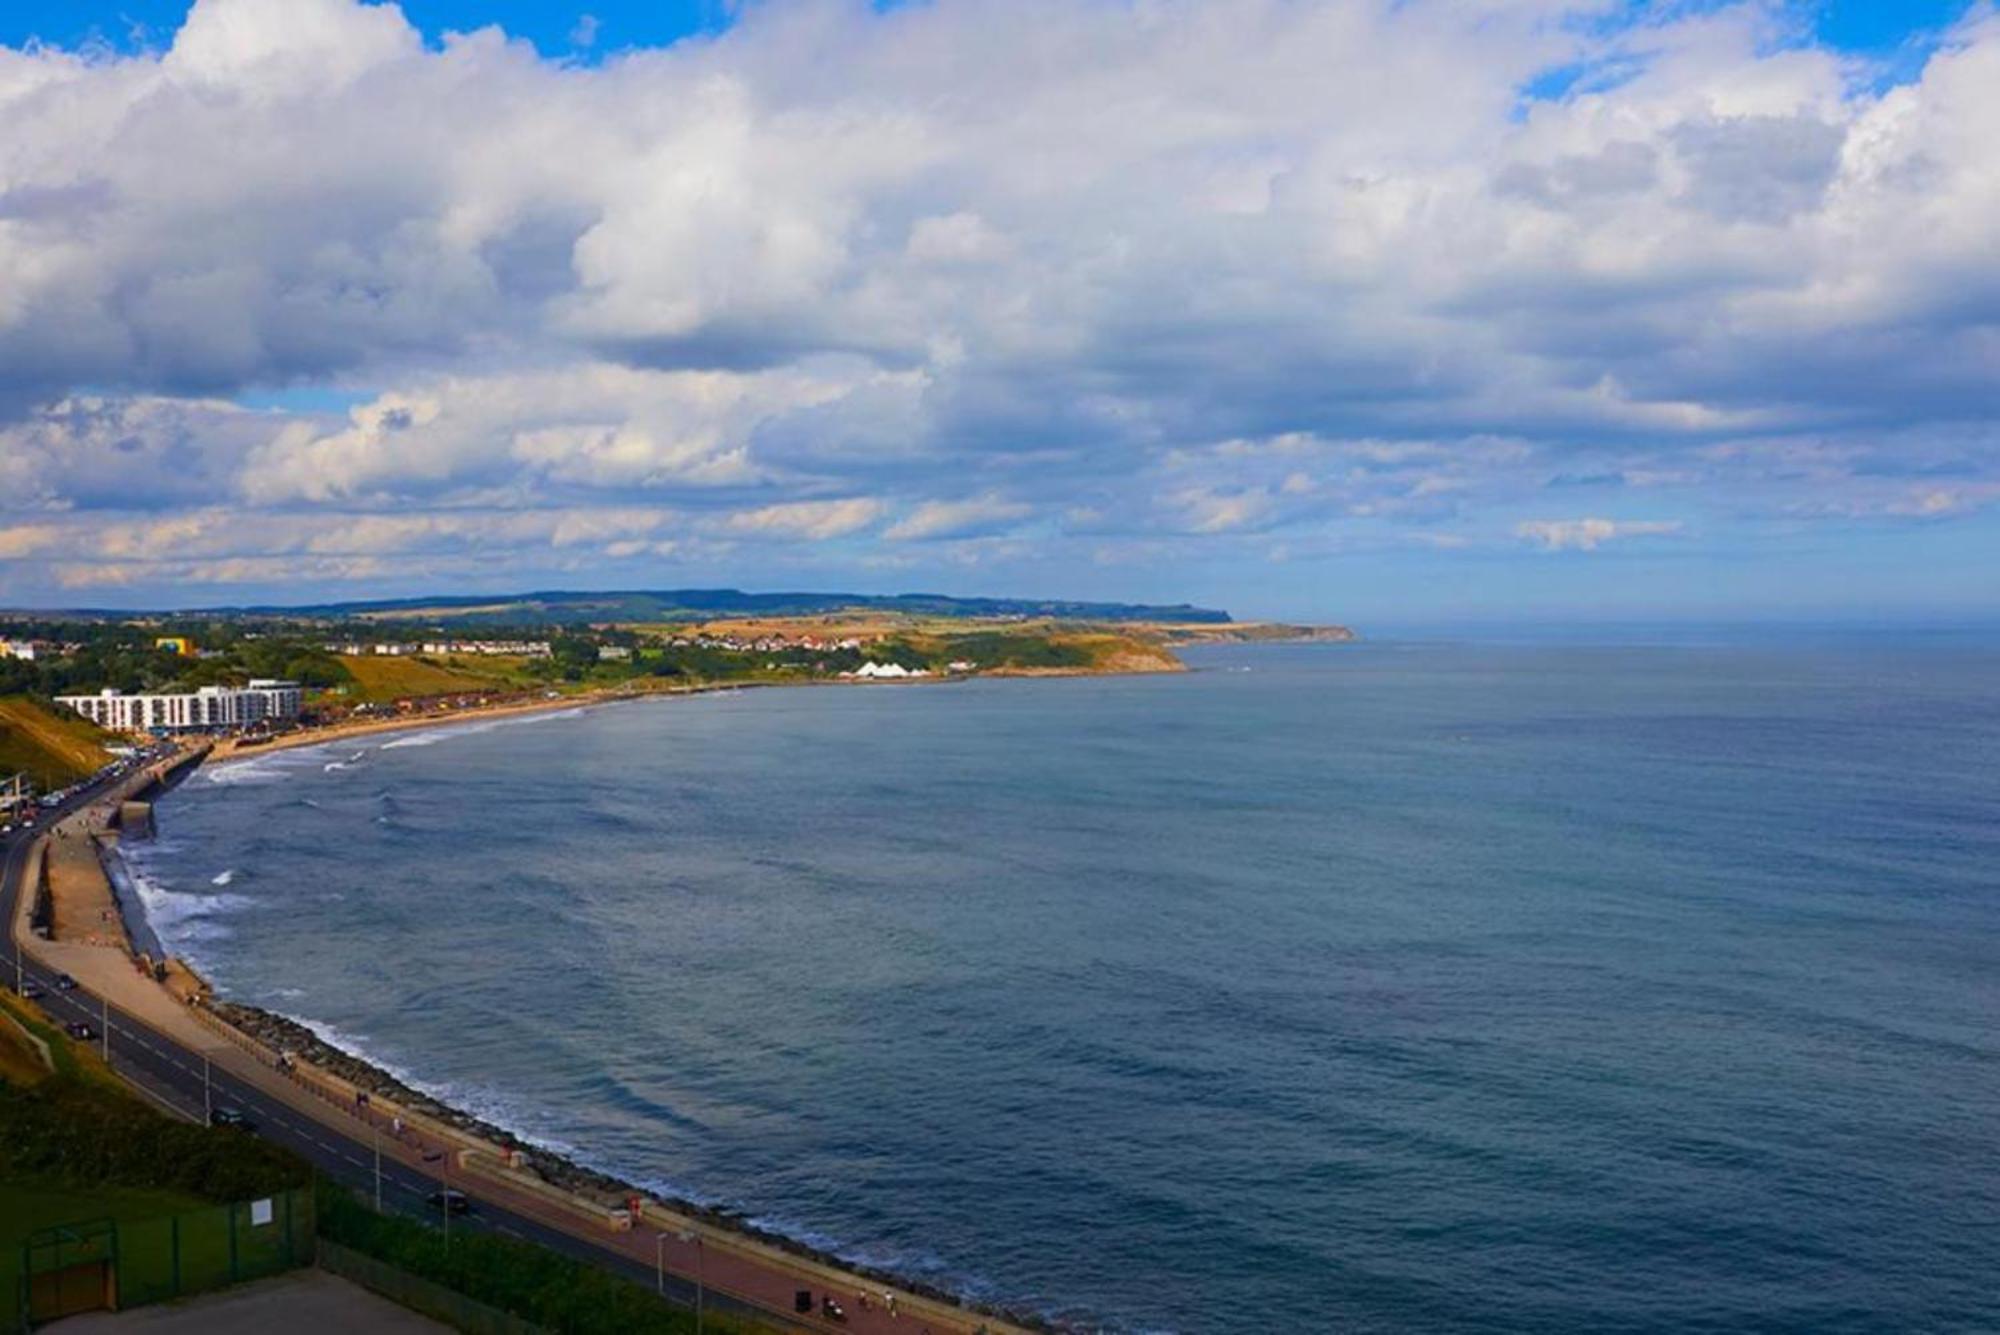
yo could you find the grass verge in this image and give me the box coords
[320,1189,773,1334]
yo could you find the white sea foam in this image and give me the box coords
[211,869,236,886]
[379,707,586,751]
[120,853,254,961]
[204,756,290,785]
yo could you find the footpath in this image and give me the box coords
[12,751,1029,1335]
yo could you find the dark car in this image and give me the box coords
[427,1189,472,1216]
[20,981,44,1001]
[53,973,78,992]
[65,1021,94,1040]
[209,1107,254,1131]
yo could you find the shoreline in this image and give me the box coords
[129,688,1061,1333]
[201,997,1037,1323]
[210,689,630,760]
[211,655,1172,765]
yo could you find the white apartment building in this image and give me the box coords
[57,680,303,734]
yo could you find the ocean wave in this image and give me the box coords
[242,1001,1005,1321]
[204,757,291,785]
[379,707,587,751]
[211,869,236,886]
[121,854,255,958]
[254,1008,714,1206]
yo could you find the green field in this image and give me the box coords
[333,654,531,703]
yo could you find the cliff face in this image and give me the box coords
[1157,622,1357,645]
[1021,634,1185,675]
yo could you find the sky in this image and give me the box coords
[1,1,1996,624]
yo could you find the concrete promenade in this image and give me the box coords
[5,751,1032,1335]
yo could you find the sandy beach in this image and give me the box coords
[208,689,627,760]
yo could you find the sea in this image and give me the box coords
[120,640,2000,1332]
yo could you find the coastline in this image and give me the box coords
[126,688,1059,1333]
[210,689,626,760]
[215,651,1183,764]
[202,997,1043,1326]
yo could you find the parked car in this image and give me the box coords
[427,1189,472,1216]
[209,1107,254,1131]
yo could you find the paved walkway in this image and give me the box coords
[14,775,1025,1335]
[46,1270,450,1334]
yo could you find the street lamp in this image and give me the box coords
[679,1230,704,1333]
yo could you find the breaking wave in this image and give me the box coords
[378,707,586,750]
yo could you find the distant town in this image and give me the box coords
[0,594,1303,823]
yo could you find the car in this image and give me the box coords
[426,1189,472,1216]
[53,973,78,992]
[209,1107,254,1131]
[65,1021,94,1040]
[20,982,44,1001]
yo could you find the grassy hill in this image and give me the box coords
[334,654,533,703]
[0,696,112,787]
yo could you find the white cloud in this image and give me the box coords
[723,498,885,541]
[1515,518,1684,551]
[884,494,1031,541]
[0,0,1996,606]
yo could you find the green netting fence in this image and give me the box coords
[318,1238,549,1335]
[10,1187,315,1331]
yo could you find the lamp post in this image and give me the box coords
[202,1055,211,1124]
[679,1230,704,1333]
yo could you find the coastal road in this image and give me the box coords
[2,771,1012,1335]
[0,806,808,1331]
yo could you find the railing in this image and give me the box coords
[179,1003,1023,1334]
[317,1239,549,1335]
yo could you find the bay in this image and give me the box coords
[125,642,2000,1332]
